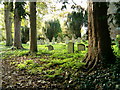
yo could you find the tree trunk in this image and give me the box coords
[4,3,12,46]
[13,8,23,49]
[83,2,116,72]
[30,2,37,53]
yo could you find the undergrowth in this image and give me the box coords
[2,41,120,89]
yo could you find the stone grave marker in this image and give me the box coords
[41,39,45,45]
[77,44,85,51]
[77,37,81,43]
[57,36,61,43]
[37,40,42,45]
[45,38,50,45]
[68,42,74,53]
[72,36,75,43]
[65,36,69,44]
[46,45,54,50]
[52,37,55,44]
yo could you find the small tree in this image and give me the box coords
[66,10,86,38]
[44,19,62,41]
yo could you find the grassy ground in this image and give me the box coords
[1,41,120,89]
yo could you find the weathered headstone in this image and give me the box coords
[65,36,69,44]
[68,42,74,53]
[57,36,61,43]
[52,37,55,44]
[37,40,41,45]
[41,39,45,45]
[46,45,54,50]
[72,36,75,43]
[45,38,50,45]
[77,37,81,43]
[77,44,85,51]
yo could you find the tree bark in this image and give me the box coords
[30,2,37,53]
[83,1,116,73]
[4,3,13,46]
[13,8,23,49]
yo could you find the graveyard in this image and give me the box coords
[0,0,120,89]
[1,37,120,89]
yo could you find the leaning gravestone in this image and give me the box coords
[77,44,85,51]
[68,42,74,53]
[46,45,54,50]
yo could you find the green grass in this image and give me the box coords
[12,42,87,78]
[3,41,120,80]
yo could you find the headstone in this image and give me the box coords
[45,38,50,45]
[57,36,61,43]
[72,36,75,43]
[77,37,81,43]
[68,42,74,53]
[65,36,69,44]
[37,40,41,45]
[77,44,85,51]
[46,45,54,50]
[41,39,45,45]
[52,37,55,44]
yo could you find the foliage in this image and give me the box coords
[21,25,29,44]
[114,2,120,26]
[1,41,120,89]
[15,43,86,77]
[3,2,13,12]
[66,10,86,38]
[44,19,62,41]
[15,2,27,20]
[0,5,5,41]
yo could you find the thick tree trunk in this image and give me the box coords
[13,8,23,49]
[83,2,116,72]
[30,2,37,53]
[4,3,12,46]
